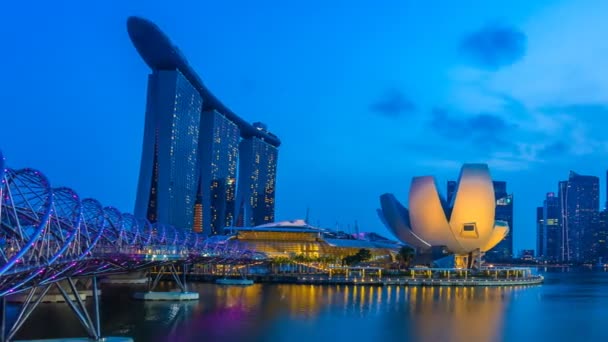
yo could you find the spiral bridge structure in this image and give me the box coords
[0,151,263,299]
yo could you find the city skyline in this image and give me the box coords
[535,171,603,263]
[6,1,608,251]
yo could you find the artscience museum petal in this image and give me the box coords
[378,163,509,268]
[409,176,460,251]
[378,194,430,249]
[482,221,510,252]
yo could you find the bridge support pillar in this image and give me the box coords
[132,263,198,301]
[0,296,5,342]
[3,277,132,342]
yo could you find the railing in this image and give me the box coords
[294,274,544,286]
[0,151,264,295]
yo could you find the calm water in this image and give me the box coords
[10,269,608,341]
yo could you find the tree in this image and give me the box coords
[342,249,373,266]
[397,246,415,270]
[356,248,372,262]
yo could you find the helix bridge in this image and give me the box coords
[0,151,264,341]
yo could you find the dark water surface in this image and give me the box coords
[11,269,607,341]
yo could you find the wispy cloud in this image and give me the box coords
[460,23,527,70]
[429,108,515,152]
[536,141,569,159]
[541,103,608,118]
[406,98,608,172]
[369,89,416,117]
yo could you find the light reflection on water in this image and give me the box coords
[12,270,608,341]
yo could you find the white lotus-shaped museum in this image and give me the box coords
[378,164,509,266]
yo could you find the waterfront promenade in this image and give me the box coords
[295,275,544,286]
[182,265,544,287]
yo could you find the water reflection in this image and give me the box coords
[10,280,546,341]
[403,286,517,342]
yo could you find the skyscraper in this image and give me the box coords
[447,180,457,205]
[606,170,608,209]
[558,180,568,261]
[487,181,514,261]
[133,69,202,231]
[536,206,544,258]
[236,122,279,227]
[542,192,561,261]
[199,109,240,235]
[597,209,608,264]
[560,171,599,262]
[128,17,281,233]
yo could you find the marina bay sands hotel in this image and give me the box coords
[127,17,280,235]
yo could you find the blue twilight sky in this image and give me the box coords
[2,0,608,253]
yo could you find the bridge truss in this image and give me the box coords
[0,151,264,341]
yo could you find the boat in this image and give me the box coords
[215,278,254,286]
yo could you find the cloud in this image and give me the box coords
[369,89,416,117]
[415,108,535,171]
[538,103,608,144]
[541,103,608,117]
[460,23,527,70]
[468,113,511,131]
[429,108,514,151]
[537,141,569,159]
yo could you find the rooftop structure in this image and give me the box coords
[128,16,280,233]
[222,220,399,261]
[127,17,280,147]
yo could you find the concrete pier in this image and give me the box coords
[6,289,102,303]
[132,291,199,301]
[16,337,133,342]
[101,277,149,285]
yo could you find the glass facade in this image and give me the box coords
[135,70,202,231]
[236,133,279,227]
[597,209,608,264]
[446,180,457,205]
[130,17,281,235]
[562,171,599,262]
[543,193,561,261]
[488,181,514,261]
[536,206,544,258]
[199,110,240,235]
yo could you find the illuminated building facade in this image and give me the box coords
[558,180,568,261]
[133,69,202,231]
[223,220,398,261]
[486,181,514,261]
[193,186,203,233]
[380,164,509,269]
[199,109,240,235]
[543,192,561,261]
[236,122,279,227]
[597,209,608,263]
[536,206,544,258]
[128,17,281,233]
[561,171,599,262]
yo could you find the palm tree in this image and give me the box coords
[397,246,415,270]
